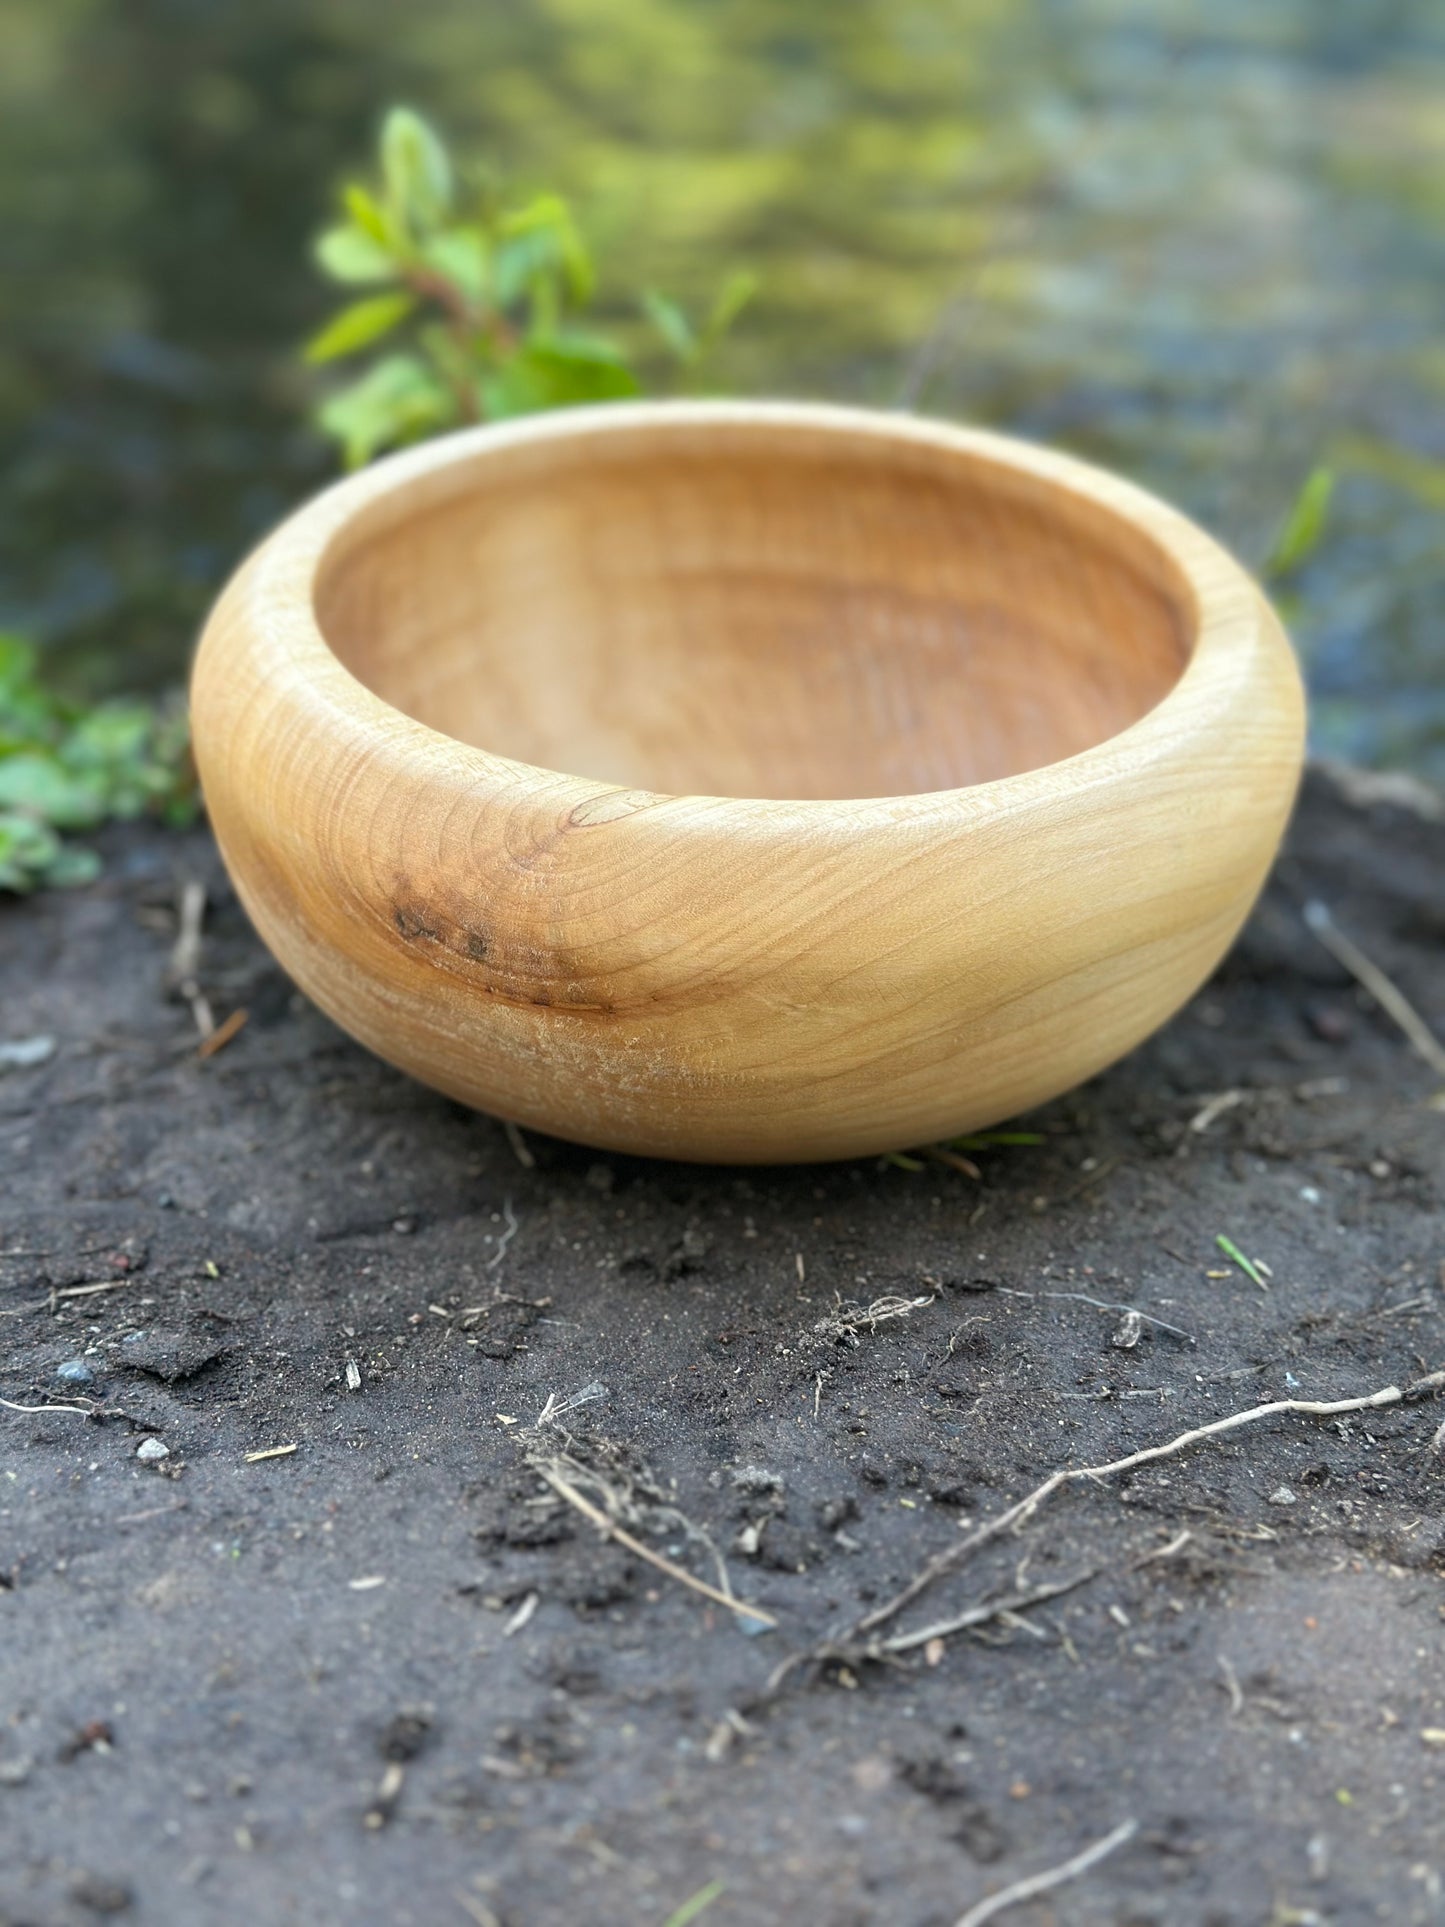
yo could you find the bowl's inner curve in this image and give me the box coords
[316,427,1195,801]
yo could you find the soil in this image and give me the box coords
[1,763,1442,1927]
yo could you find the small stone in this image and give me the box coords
[56,1359,95,1385]
[1268,1485,1298,1507]
[730,1464,784,1497]
[136,1438,170,1464]
[0,1034,56,1070]
[378,1705,434,1763]
[1307,1003,1351,1044]
[0,1756,33,1787]
[70,1872,133,1914]
[1109,1309,1143,1350]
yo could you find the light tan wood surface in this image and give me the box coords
[191,402,1305,1162]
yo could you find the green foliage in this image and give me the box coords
[309,106,754,467]
[0,635,196,893]
[1263,464,1334,579]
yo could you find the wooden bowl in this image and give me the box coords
[192,402,1303,1163]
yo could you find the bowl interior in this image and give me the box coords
[315,419,1196,801]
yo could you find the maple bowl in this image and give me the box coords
[191,401,1304,1162]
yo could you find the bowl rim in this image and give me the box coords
[220,397,1281,822]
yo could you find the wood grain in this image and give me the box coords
[191,401,1305,1163]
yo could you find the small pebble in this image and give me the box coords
[0,1034,56,1070]
[69,1872,133,1915]
[730,1464,785,1497]
[56,1359,95,1385]
[136,1438,170,1464]
[1307,1003,1351,1044]
[1268,1485,1298,1507]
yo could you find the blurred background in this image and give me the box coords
[2,0,1442,776]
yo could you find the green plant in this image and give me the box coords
[308,107,755,467]
[1263,464,1334,580]
[0,636,196,893]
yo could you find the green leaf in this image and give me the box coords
[482,339,639,418]
[305,292,417,365]
[419,228,489,305]
[661,1882,725,1927]
[497,194,594,304]
[0,809,61,892]
[61,700,153,770]
[381,106,452,231]
[642,290,697,362]
[0,753,107,831]
[314,224,398,285]
[704,267,759,344]
[0,633,39,697]
[1264,465,1334,579]
[316,353,454,467]
[42,842,102,889]
[1215,1232,1268,1290]
[343,183,394,246]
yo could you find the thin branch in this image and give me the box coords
[1304,898,1445,1077]
[486,1197,518,1271]
[814,1291,936,1345]
[534,1464,776,1627]
[881,1569,1098,1655]
[168,878,214,1038]
[853,1372,1443,1640]
[0,1395,95,1416]
[996,1285,1195,1343]
[954,1818,1138,1927]
[921,1144,983,1180]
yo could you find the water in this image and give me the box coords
[3,0,1442,775]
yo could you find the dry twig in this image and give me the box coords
[486,1198,518,1271]
[996,1285,1195,1344]
[954,1818,1138,1927]
[814,1291,936,1346]
[921,1144,983,1180]
[1304,899,1445,1077]
[880,1569,1098,1655]
[761,1370,1445,1699]
[517,1394,773,1627]
[197,1007,248,1059]
[0,1395,95,1417]
[168,878,214,1038]
[1188,1088,1247,1134]
[852,1372,1443,1643]
[534,1463,775,1627]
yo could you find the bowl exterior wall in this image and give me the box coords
[191,406,1305,1164]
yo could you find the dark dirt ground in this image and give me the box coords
[1,763,1442,1927]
